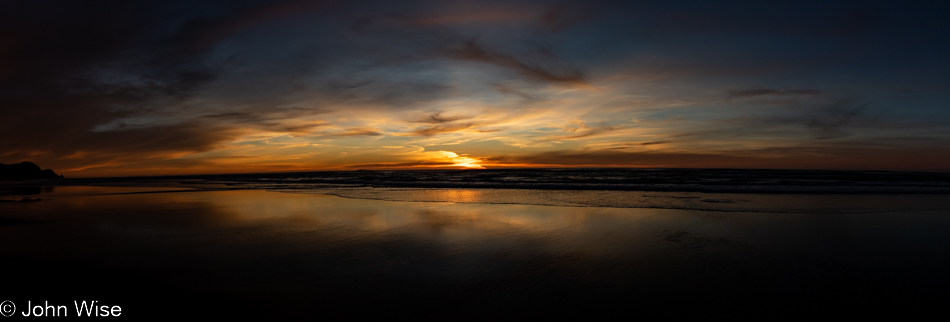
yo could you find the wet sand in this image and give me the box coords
[2,186,949,319]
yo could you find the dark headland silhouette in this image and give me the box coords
[0,162,63,180]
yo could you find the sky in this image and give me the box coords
[2,0,950,177]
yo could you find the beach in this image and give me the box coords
[2,183,949,319]
[6,0,950,319]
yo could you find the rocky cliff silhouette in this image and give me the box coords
[0,162,64,180]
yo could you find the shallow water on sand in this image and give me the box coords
[280,186,950,214]
[2,186,949,319]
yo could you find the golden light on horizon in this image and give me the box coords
[7,0,950,178]
[439,151,485,169]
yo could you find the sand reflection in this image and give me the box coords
[3,186,950,319]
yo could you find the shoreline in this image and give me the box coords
[6,182,950,215]
[9,167,950,195]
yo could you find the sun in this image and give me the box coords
[439,151,485,169]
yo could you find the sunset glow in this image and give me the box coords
[4,2,950,319]
[2,1,950,177]
[441,151,485,169]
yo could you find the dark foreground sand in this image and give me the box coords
[2,186,949,319]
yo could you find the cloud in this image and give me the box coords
[726,88,823,98]
[726,95,883,140]
[487,150,757,168]
[411,112,471,124]
[546,127,614,140]
[0,0,329,175]
[446,40,587,86]
[801,99,872,139]
[259,122,325,135]
[409,123,475,136]
[493,83,536,100]
[318,128,385,137]
[345,161,455,169]
[543,120,619,141]
[3,0,950,176]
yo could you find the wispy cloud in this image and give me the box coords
[726,88,822,98]
[409,123,476,136]
[316,128,385,137]
[446,40,587,86]
[345,161,455,168]
[725,92,885,140]
[411,112,471,124]
[3,0,950,176]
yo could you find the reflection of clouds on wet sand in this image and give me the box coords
[2,187,950,318]
[307,187,950,214]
